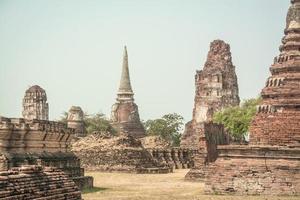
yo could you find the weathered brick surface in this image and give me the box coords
[72,133,172,173]
[181,40,239,149]
[22,85,49,120]
[205,146,300,195]
[180,41,238,181]
[250,111,300,146]
[184,123,229,181]
[249,0,300,147]
[0,165,82,200]
[147,148,196,170]
[0,117,93,190]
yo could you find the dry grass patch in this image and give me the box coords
[83,169,299,200]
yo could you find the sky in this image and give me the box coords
[0,0,291,122]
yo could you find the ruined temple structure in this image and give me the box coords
[0,117,93,190]
[205,0,300,195]
[0,165,82,200]
[72,132,173,173]
[0,86,93,190]
[180,40,239,180]
[111,46,146,138]
[22,85,49,120]
[180,40,239,149]
[67,106,86,137]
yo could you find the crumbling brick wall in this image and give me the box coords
[0,117,93,190]
[184,122,229,180]
[0,165,82,199]
[72,134,171,173]
[204,146,300,195]
[147,148,196,169]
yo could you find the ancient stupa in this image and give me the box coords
[205,0,300,195]
[111,46,146,138]
[67,106,86,137]
[250,0,300,147]
[22,85,49,120]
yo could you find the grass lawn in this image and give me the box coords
[82,169,299,200]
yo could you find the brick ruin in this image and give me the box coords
[184,123,228,180]
[0,117,93,190]
[0,86,93,190]
[249,0,300,147]
[110,46,146,138]
[72,133,172,173]
[67,106,86,137]
[0,165,82,200]
[147,148,196,170]
[181,40,239,149]
[204,0,300,195]
[22,85,49,120]
[181,40,239,180]
[72,132,195,173]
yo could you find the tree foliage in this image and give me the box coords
[213,97,261,141]
[84,113,116,135]
[59,112,116,135]
[144,113,184,147]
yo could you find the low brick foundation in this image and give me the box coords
[72,134,172,173]
[0,165,82,199]
[204,146,300,195]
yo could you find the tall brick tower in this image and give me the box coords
[22,85,49,120]
[193,40,240,123]
[250,0,300,147]
[181,40,240,149]
[110,46,145,138]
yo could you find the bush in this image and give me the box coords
[144,113,184,147]
[213,97,261,141]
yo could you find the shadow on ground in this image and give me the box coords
[82,187,109,194]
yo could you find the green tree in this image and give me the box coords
[84,113,116,135]
[59,112,116,135]
[213,97,261,141]
[144,113,184,146]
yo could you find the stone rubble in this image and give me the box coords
[71,132,172,173]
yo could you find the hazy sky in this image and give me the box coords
[0,0,290,122]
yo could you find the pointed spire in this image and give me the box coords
[117,46,134,101]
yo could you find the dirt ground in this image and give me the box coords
[82,169,299,200]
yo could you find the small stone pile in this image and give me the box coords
[71,132,171,173]
[0,165,82,200]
